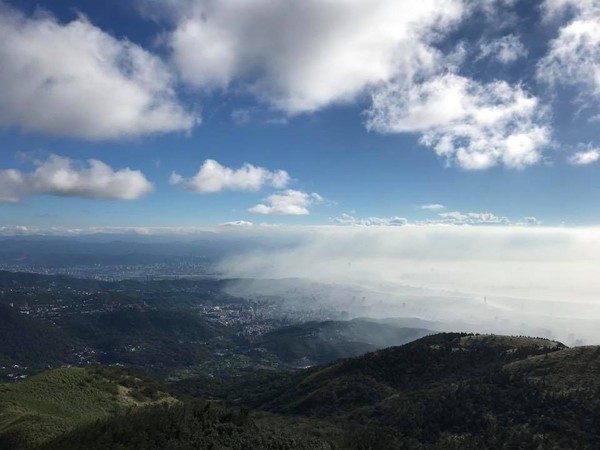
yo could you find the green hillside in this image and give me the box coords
[4,334,600,449]
[42,402,333,450]
[0,304,75,369]
[57,309,230,376]
[0,366,175,449]
[251,333,600,448]
[261,333,566,415]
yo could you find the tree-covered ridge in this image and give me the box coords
[0,366,175,449]
[171,333,600,448]
[265,334,600,448]
[3,334,600,449]
[42,402,333,450]
[259,333,565,415]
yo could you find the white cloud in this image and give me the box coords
[220,220,254,227]
[538,1,600,106]
[0,225,227,236]
[159,0,465,113]
[0,225,31,235]
[478,34,527,64]
[519,216,541,225]
[333,213,408,227]
[568,149,600,165]
[249,190,323,215]
[366,73,550,170]
[334,211,523,227]
[171,159,290,193]
[542,0,599,21]
[421,203,445,210]
[0,154,153,202]
[0,4,196,139]
[437,211,510,225]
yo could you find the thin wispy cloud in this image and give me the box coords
[421,204,445,210]
[568,149,600,165]
[436,211,510,225]
[478,34,528,64]
[220,220,254,227]
[333,213,408,226]
[538,0,600,114]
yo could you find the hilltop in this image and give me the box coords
[259,333,567,415]
[250,333,599,448]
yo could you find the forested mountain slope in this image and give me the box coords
[4,334,600,449]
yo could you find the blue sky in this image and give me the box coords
[1,0,599,230]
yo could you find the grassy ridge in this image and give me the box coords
[0,366,175,449]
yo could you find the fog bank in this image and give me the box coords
[218,225,600,344]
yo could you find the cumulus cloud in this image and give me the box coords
[249,190,323,215]
[0,154,153,202]
[0,3,196,139]
[568,148,600,165]
[136,1,555,172]
[367,73,550,169]
[421,203,445,210]
[170,159,290,193]
[538,1,600,108]
[155,0,465,113]
[478,34,528,64]
[333,213,408,226]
